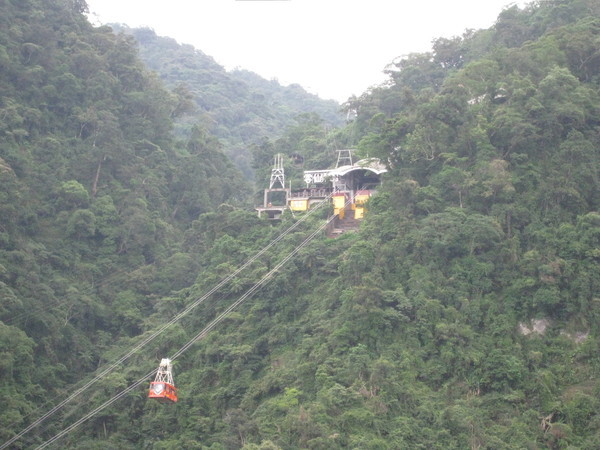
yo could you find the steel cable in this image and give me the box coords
[34,204,345,449]
[1,194,335,450]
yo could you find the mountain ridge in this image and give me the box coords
[113,24,344,178]
[1,0,599,448]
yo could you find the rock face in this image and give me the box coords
[560,330,589,343]
[518,319,589,343]
[518,318,550,336]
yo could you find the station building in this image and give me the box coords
[256,150,387,224]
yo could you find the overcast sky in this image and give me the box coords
[85,0,527,103]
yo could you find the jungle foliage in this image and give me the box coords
[116,25,344,180]
[1,0,599,449]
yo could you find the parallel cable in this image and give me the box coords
[172,208,337,359]
[1,194,335,450]
[35,206,343,449]
[35,369,156,450]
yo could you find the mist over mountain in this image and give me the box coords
[1,0,599,448]
[113,24,344,179]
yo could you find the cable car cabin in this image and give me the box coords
[149,358,178,403]
[148,381,177,403]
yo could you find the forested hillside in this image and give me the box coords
[1,0,599,449]
[115,25,344,179]
[0,0,248,445]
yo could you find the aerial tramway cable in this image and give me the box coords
[34,203,346,450]
[1,194,337,450]
[171,212,335,360]
[35,370,155,449]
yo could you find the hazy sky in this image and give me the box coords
[85,0,527,103]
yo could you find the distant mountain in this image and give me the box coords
[5,1,600,449]
[114,26,344,178]
[0,0,250,445]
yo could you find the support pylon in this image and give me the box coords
[336,149,353,168]
[269,153,285,189]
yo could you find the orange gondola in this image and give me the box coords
[148,358,177,403]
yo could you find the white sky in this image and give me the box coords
[85,0,527,103]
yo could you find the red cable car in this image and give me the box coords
[148,358,178,403]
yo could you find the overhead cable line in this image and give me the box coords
[34,204,344,449]
[34,369,156,450]
[1,194,334,450]
[171,207,337,360]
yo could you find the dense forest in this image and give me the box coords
[114,24,344,179]
[1,0,599,449]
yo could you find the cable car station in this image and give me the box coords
[256,149,387,233]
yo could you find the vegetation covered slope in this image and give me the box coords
[126,1,597,448]
[116,26,344,179]
[0,0,248,444]
[1,0,599,449]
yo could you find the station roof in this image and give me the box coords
[303,158,387,184]
[330,158,387,176]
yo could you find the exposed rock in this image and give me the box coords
[519,318,550,335]
[560,330,589,343]
[519,319,589,344]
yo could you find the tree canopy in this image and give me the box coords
[1,0,599,448]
